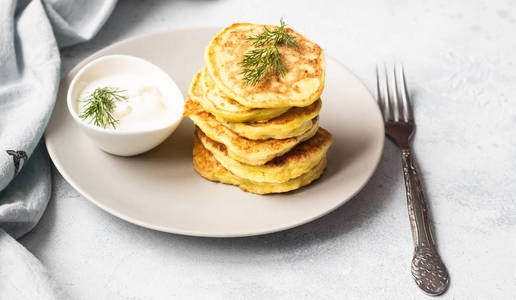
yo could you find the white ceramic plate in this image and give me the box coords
[45,28,384,237]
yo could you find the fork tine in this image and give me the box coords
[391,66,401,121]
[381,65,393,121]
[399,65,413,121]
[393,66,407,122]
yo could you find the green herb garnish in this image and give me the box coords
[240,18,297,86]
[79,87,127,129]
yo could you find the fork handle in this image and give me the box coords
[401,148,449,296]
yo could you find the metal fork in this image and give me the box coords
[376,65,449,296]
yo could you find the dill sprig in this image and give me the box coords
[79,87,127,129]
[240,18,297,86]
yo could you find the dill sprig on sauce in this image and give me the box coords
[239,18,297,86]
[79,87,127,129]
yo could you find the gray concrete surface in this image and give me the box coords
[20,0,516,299]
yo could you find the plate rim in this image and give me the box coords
[45,27,385,238]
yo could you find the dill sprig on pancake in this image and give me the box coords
[240,18,296,86]
[79,87,127,129]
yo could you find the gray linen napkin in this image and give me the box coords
[0,0,116,298]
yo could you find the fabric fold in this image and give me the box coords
[0,229,68,300]
[1,0,117,237]
[0,141,51,239]
[43,0,117,48]
[0,0,117,298]
[0,0,60,194]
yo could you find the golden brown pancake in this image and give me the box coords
[200,68,290,122]
[189,68,321,140]
[193,135,327,194]
[220,98,321,140]
[188,70,289,123]
[205,23,325,108]
[196,127,333,183]
[184,99,319,165]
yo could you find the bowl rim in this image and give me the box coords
[66,54,185,135]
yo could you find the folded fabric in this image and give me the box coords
[0,0,116,298]
[0,229,68,300]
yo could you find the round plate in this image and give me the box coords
[45,28,384,237]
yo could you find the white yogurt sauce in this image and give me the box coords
[78,74,175,130]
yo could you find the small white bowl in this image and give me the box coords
[67,55,184,156]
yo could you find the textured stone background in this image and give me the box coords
[20,0,516,299]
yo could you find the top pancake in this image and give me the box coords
[194,69,289,123]
[205,23,325,108]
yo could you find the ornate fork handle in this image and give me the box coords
[401,148,449,296]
